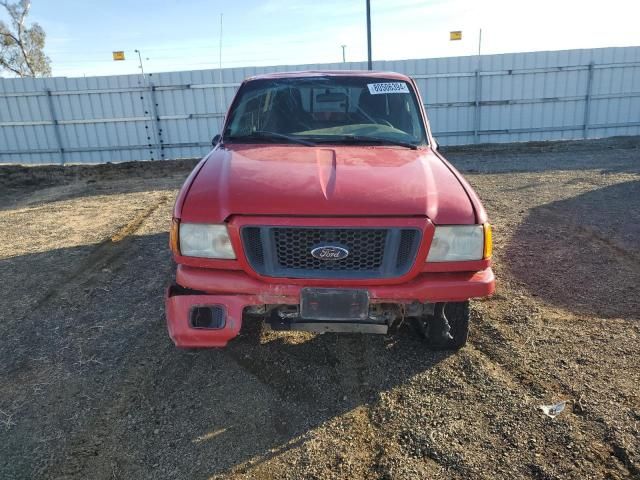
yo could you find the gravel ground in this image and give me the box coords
[0,136,639,479]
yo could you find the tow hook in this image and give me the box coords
[427,303,454,342]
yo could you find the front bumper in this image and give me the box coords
[165,266,495,348]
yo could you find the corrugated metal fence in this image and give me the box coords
[1,46,639,164]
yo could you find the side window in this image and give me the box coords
[405,97,420,137]
[383,94,417,135]
[228,92,269,134]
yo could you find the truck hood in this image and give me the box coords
[179,144,476,224]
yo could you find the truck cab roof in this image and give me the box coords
[245,70,413,82]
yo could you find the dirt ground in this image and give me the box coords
[1,137,639,480]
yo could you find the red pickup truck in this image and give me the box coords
[166,71,494,350]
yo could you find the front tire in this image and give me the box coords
[416,301,470,350]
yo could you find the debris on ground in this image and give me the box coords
[539,401,568,419]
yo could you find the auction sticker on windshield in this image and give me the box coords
[367,82,410,94]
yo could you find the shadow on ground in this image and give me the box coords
[505,180,640,319]
[0,231,451,479]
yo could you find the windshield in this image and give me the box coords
[223,76,428,147]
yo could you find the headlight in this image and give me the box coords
[179,223,236,259]
[426,224,490,262]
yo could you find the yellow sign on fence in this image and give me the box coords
[112,51,125,61]
[450,31,462,41]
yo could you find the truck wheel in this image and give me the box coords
[416,301,470,351]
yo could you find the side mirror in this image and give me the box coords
[432,139,440,151]
[211,134,222,146]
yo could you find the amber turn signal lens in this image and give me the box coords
[483,223,493,259]
[170,218,180,254]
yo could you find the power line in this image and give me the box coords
[49,54,293,67]
[47,45,359,66]
[44,35,346,58]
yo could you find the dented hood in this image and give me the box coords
[179,144,476,224]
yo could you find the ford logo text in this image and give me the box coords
[310,245,350,260]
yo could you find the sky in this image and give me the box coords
[4,0,639,78]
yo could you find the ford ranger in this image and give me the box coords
[166,71,495,350]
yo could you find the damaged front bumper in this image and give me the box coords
[165,266,495,348]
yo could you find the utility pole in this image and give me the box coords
[366,0,372,70]
[219,14,223,71]
[477,28,483,71]
[341,44,347,63]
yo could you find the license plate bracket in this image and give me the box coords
[300,288,370,321]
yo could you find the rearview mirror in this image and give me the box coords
[316,92,347,103]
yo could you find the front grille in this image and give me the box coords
[275,228,387,271]
[241,226,421,279]
[397,229,419,269]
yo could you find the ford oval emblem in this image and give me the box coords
[310,245,350,260]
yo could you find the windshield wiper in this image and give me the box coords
[226,130,316,146]
[313,135,419,150]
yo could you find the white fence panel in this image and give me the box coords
[1,46,639,164]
